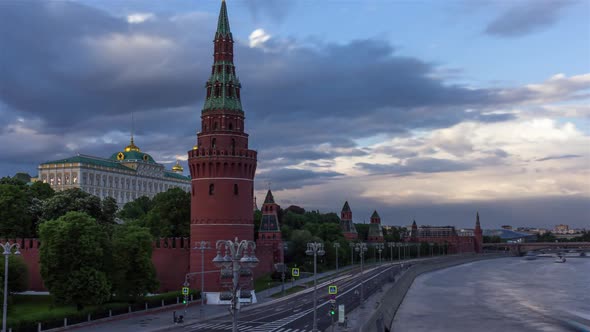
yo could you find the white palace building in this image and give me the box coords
[37,137,190,206]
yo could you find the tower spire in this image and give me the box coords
[217,0,231,36]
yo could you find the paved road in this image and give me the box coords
[174,263,400,332]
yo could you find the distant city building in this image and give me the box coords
[38,138,190,207]
[339,201,358,241]
[554,224,569,234]
[405,213,483,253]
[483,229,537,242]
[501,225,513,230]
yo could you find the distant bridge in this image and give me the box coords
[482,242,590,256]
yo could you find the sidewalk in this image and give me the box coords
[63,264,357,332]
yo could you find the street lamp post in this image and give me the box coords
[354,242,368,308]
[213,238,259,332]
[306,242,325,332]
[387,242,394,262]
[376,243,384,263]
[1,242,20,332]
[429,243,434,257]
[349,242,355,266]
[281,243,288,297]
[194,241,210,317]
[397,242,401,264]
[333,242,340,272]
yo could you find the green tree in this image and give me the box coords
[536,232,557,242]
[144,188,190,237]
[111,225,159,302]
[101,197,118,224]
[13,173,32,183]
[27,181,55,200]
[41,188,103,223]
[355,224,369,241]
[0,184,33,238]
[0,255,29,294]
[39,212,112,309]
[118,196,153,221]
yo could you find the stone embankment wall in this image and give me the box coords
[362,253,504,332]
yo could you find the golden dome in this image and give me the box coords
[124,136,141,152]
[192,145,198,150]
[172,160,184,173]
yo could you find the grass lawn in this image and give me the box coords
[2,291,187,329]
[253,273,283,292]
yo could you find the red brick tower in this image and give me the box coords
[410,220,418,242]
[255,190,284,274]
[340,201,358,241]
[187,0,257,292]
[474,212,483,253]
[367,210,384,243]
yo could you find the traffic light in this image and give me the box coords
[183,295,188,304]
[329,303,336,316]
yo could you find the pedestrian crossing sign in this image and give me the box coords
[328,285,337,294]
[182,287,189,295]
[292,268,300,277]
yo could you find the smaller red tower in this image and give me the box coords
[255,190,284,274]
[474,212,483,253]
[367,210,384,243]
[410,220,418,241]
[340,201,358,241]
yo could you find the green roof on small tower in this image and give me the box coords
[371,210,380,219]
[342,201,351,212]
[216,0,231,37]
[264,190,275,204]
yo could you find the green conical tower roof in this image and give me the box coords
[216,0,231,37]
[264,190,275,204]
[342,201,351,212]
[202,0,243,114]
[371,210,380,219]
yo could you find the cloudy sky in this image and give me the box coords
[1,0,589,228]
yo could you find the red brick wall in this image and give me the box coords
[4,238,191,293]
[152,238,190,292]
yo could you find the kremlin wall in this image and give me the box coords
[10,1,482,295]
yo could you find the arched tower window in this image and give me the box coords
[231,138,235,154]
[209,184,214,195]
[234,184,239,195]
[228,122,233,130]
[211,138,216,148]
[214,122,218,130]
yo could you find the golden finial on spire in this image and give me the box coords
[124,112,141,152]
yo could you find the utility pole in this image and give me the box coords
[1,242,20,332]
[354,242,368,308]
[376,243,384,264]
[387,242,394,262]
[282,243,288,297]
[349,242,355,266]
[194,241,210,318]
[333,242,340,272]
[306,242,325,332]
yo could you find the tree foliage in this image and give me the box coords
[0,255,29,294]
[39,212,112,309]
[117,188,190,237]
[111,225,159,302]
[0,184,33,238]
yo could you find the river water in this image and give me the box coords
[392,256,590,332]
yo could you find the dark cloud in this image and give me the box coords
[244,0,293,24]
[536,154,582,161]
[255,168,344,190]
[484,0,575,37]
[357,157,474,176]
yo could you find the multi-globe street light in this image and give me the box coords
[306,242,325,332]
[387,242,395,262]
[375,243,384,263]
[354,242,368,308]
[333,242,340,272]
[348,242,355,266]
[212,238,259,332]
[1,242,20,332]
